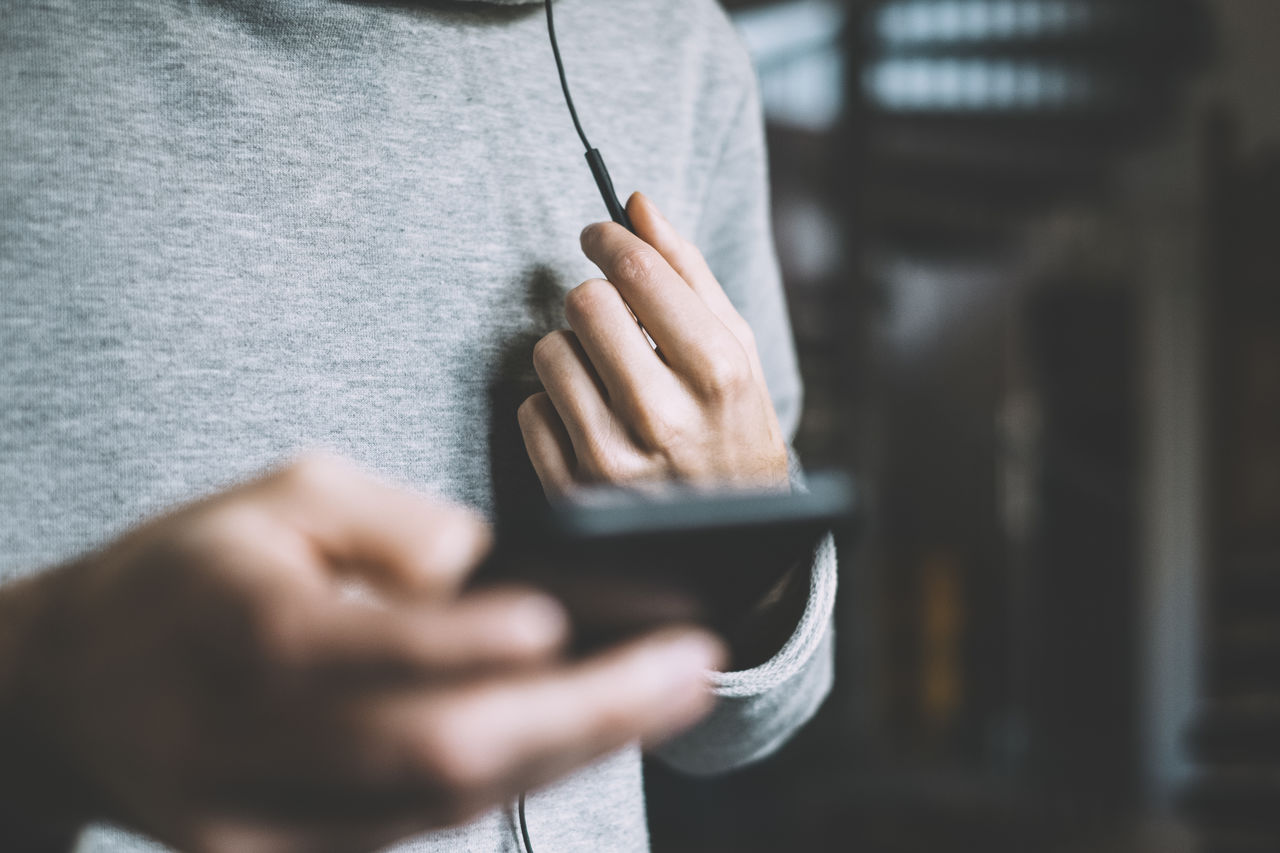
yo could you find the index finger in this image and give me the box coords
[304,588,570,686]
[382,628,725,801]
[580,222,737,378]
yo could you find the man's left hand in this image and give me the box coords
[518,192,789,496]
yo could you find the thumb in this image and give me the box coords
[257,455,493,598]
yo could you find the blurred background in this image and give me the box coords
[644,1,1280,851]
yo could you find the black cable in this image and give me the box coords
[545,0,592,152]
[516,7,640,847]
[518,8,629,851]
[518,791,534,853]
[544,0,634,232]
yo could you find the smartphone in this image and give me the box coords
[480,472,858,646]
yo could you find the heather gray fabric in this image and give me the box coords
[0,1,837,850]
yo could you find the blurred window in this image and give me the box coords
[732,0,848,131]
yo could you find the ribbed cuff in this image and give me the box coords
[710,531,837,698]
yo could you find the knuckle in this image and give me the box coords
[729,317,757,350]
[577,431,653,483]
[577,443,625,482]
[629,400,684,452]
[614,248,660,287]
[695,345,751,399]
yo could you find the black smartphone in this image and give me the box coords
[480,473,858,647]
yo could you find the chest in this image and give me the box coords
[0,3,702,574]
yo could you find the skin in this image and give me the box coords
[518,193,791,494]
[0,455,725,853]
[518,193,808,668]
[0,194,803,850]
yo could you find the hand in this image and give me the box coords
[518,192,789,497]
[0,455,724,853]
[516,194,804,670]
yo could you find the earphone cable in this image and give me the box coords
[518,791,535,853]
[543,0,635,233]
[545,0,592,152]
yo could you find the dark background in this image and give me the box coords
[645,2,1280,851]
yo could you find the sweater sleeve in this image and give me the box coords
[652,52,838,776]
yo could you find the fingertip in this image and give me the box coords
[637,627,729,689]
[628,192,680,252]
[451,502,494,550]
[421,504,493,582]
[668,628,729,676]
[508,591,571,652]
[516,393,538,428]
[631,628,726,746]
[579,221,606,247]
[580,220,638,256]
[633,191,667,227]
[459,586,570,657]
[519,389,555,419]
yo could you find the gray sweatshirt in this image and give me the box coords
[0,1,837,850]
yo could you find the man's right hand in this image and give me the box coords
[0,455,724,853]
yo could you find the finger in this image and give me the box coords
[517,392,576,496]
[306,588,570,685]
[255,454,492,596]
[466,628,727,800]
[183,811,438,853]
[385,628,726,800]
[625,192,741,326]
[530,330,616,456]
[579,221,739,379]
[626,192,770,387]
[561,279,680,415]
[219,631,723,833]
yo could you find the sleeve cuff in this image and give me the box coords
[652,530,837,775]
[710,531,837,699]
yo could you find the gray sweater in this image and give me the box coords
[0,1,837,850]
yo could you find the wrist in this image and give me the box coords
[0,570,93,849]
